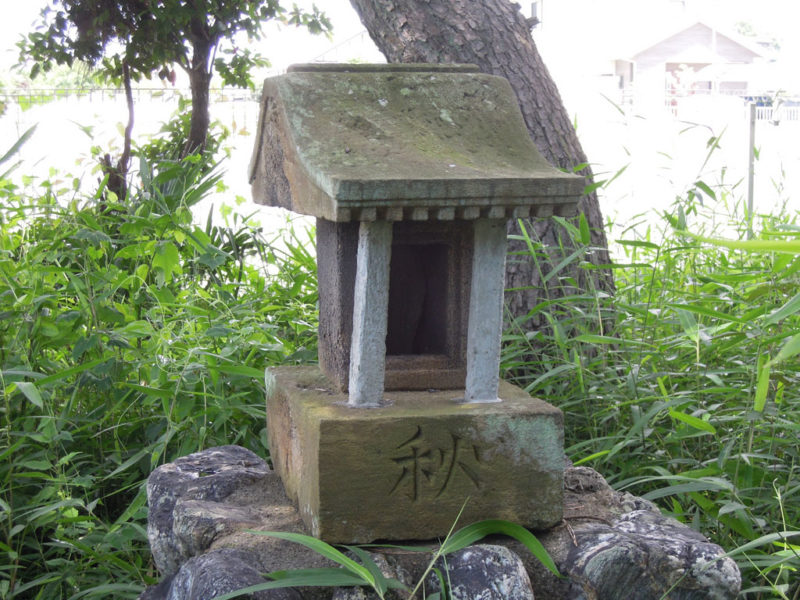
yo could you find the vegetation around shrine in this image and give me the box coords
[0,128,798,598]
[502,164,800,597]
[0,129,317,598]
[1,129,797,598]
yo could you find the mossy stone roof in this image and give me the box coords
[250,64,583,222]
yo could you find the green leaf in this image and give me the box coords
[118,320,156,339]
[206,325,234,338]
[768,332,800,366]
[764,292,800,325]
[439,520,561,578]
[15,381,43,408]
[72,335,99,361]
[718,502,747,516]
[125,383,172,399]
[19,459,52,471]
[578,212,591,244]
[37,357,108,386]
[73,228,112,245]
[216,365,266,379]
[153,241,182,284]
[754,356,771,412]
[0,125,36,166]
[687,233,800,254]
[668,408,716,434]
[244,531,374,586]
[642,479,732,500]
[211,570,368,600]
[675,308,699,342]
[115,241,156,260]
[694,180,716,200]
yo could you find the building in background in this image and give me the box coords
[617,21,763,112]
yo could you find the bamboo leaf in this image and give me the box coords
[344,546,404,595]
[37,358,109,386]
[572,450,610,465]
[720,531,800,558]
[15,381,44,408]
[668,408,716,434]
[579,212,591,245]
[675,308,699,342]
[244,531,374,586]
[216,365,266,379]
[688,233,800,254]
[211,570,368,600]
[0,125,37,166]
[754,357,770,412]
[617,239,659,250]
[768,332,800,366]
[574,334,654,348]
[667,303,744,324]
[642,479,732,500]
[438,520,561,578]
[764,292,800,325]
[694,180,716,201]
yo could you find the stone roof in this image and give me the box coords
[249,63,583,222]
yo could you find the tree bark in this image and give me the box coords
[102,59,133,201]
[350,0,614,326]
[185,37,212,156]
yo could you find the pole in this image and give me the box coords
[747,102,756,239]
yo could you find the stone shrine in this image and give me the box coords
[249,63,584,543]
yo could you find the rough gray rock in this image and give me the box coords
[505,466,741,600]
[427,545,535,600]
[147,445,272,576]
[562,510,741,599]
[166,548,299,600]
[141,447,740,600]
[331,545,534,600]
[141,446,334,600]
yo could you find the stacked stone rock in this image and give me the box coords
[139,446,741,599]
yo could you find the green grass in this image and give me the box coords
[0,150,317,599]
[502,196,800,598]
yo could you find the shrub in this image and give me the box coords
[0,144,317,598]
[502,196,800,596]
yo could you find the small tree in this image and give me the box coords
[21,0,331,193]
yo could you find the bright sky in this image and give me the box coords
[4,0,798,76]
[1,1,42,69]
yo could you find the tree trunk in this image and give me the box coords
[185,39,212,156]
[117,59,134,198]
[102,60,133,201]
[350,0,614,326]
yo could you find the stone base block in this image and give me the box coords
[266,366,564,543]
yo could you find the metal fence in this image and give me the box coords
[660,89,800,121]
[1,87,259,107]
[0,87,263,142]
